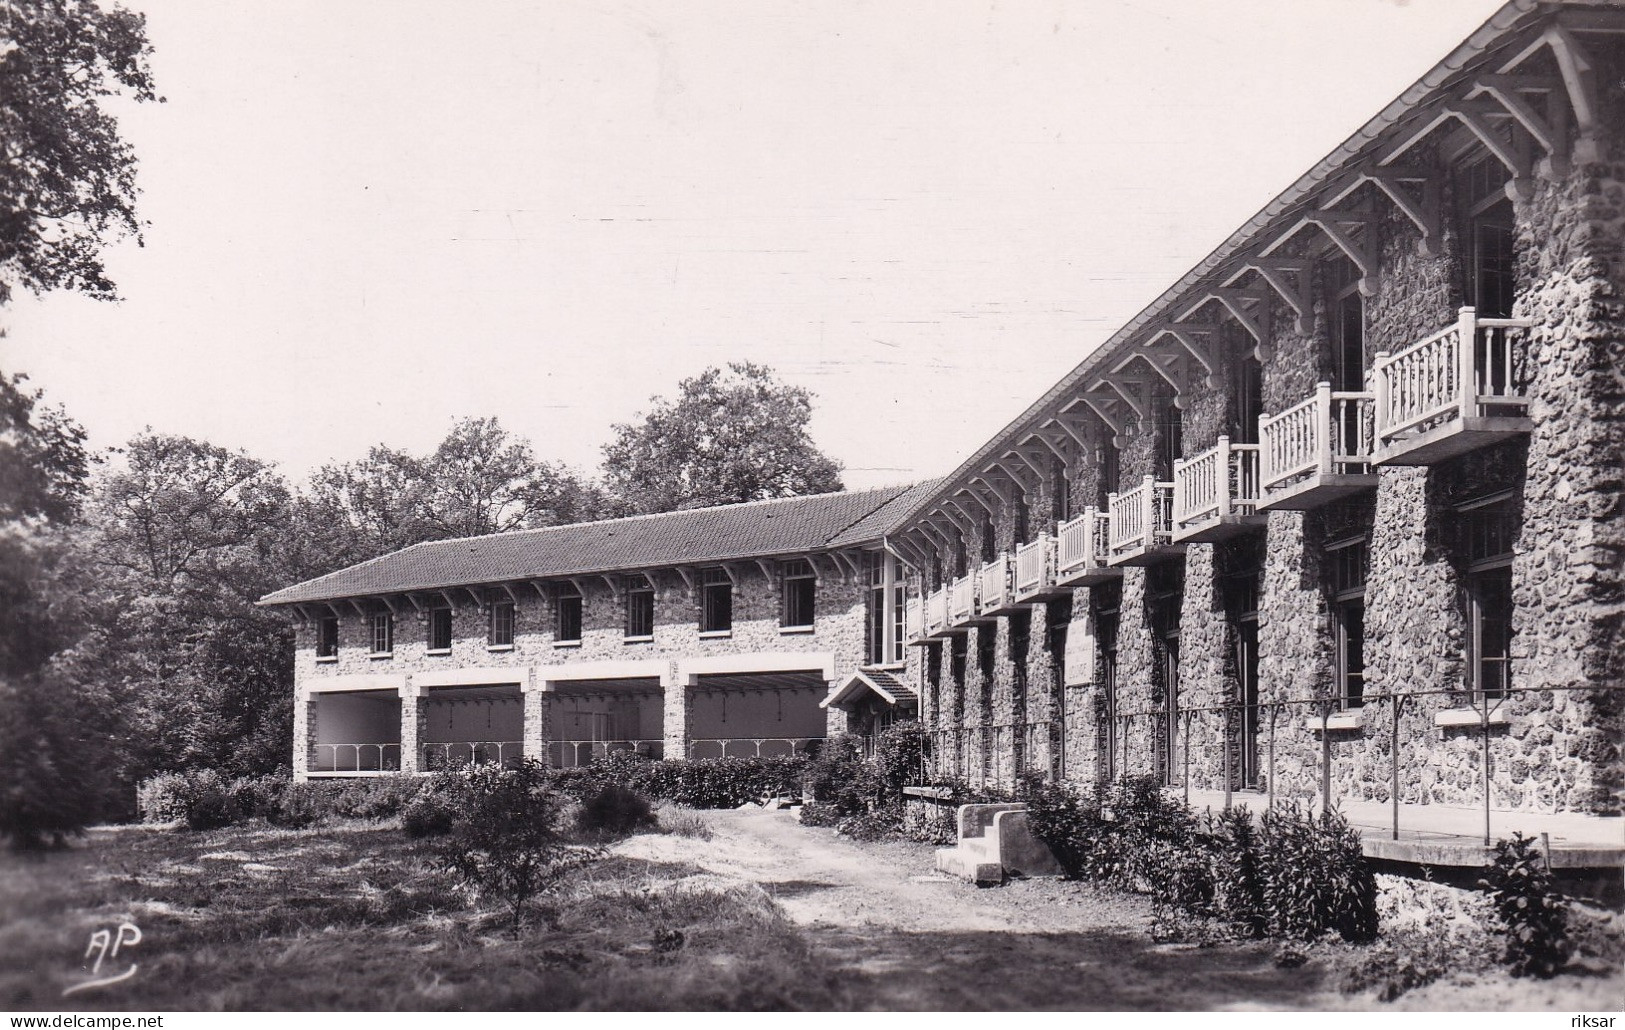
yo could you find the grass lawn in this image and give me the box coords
[0,820,851,1011]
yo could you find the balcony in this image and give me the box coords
[1171,437,1264,542]
[905,596,925,645]
[1373,307,1533,466]
[1258,383,1377,510]
[924,587,949,638]
[1055,507,1119,586]
[946,574,980,630]
[1014,534,1067,602]
[1107,476,1181,566]
[978,553,1019,616]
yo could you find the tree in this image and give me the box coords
[0,369,90,523]
[0,0,159,304]
[308,417,611,565]
[601,362,844,514]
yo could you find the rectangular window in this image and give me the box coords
[316,615,339,658]
[865,551,903,665]
[1099,443,1120,508]
[626,581,654,639]
[700,567,732,634]
[1460,493,1517,699]
[980,511,996,563]
[1327,536,1368,709]
[428,608,452,651]
[488,601,515,647]
[370,612,393,655]
[556,584,582,643]
[781,558,815,629]
[1013,487,1029,546]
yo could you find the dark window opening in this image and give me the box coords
[626,584,654,638]
[370,612,393,655]
[980,510,996,564]
[488,601,515,647]
[316,615,339,658]
[556,585,582,642]
[1013,486,1029,546]
[1459,493,1517,700]
[1327,535,1368,709]
[1099,443,1120,508]
[1234,355,1263,444]
[700,567,733,634]
[428,608,452,651]
[1153,383,1182,482]
[782,559,815,629]
[1051,457,1071,524]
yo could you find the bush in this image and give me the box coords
[804,735,883,816]
[1255,804,1377,943]
[835,805,903,842]
[136,768,243,830]
[1480,832,1572,978]
[1337,929,1492,1001]
[553,753,807,809]
[577,784,657,837]
[873,723,925,798]
[657,805,713,840]
[439,760,603,929]
[136,771,191,824]
[797,800,843,827]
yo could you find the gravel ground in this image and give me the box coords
[617,807,1624,1012]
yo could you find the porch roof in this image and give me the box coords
[820,668,919,710]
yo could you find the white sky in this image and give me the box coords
[5,0,1509,490]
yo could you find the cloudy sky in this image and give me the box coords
[6,0,1508,489]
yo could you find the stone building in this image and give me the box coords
[259,485,932,779]
[890,0,1624,816]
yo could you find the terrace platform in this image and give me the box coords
[1180,788,1624,870]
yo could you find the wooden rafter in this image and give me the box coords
[1158,324,1219,387]
[1241,258,1314,333]
[1049,415,1093,454]
[1443,99,1532,194]
[1303,213,1378,295]
[1077,390,1125,440]
[993,457,1033,491]
[1099,375,1149,422]
[1358,171,1441,257]
[1543,24,1601,162]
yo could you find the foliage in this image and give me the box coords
[0,371,90,525]
[308,417,611,565]
[1255,804,1377,943]
[1027,781,1374,944]
[552,752,807,810]
[656,805,713,840]
[576,783,657,838]
[1480,832,1572,978]
[601,362,844,514]
[402,791,459,839]
[0,671,110,848]
[439,761,603,929]
[0,0,159,304]
[872,722,926,798]
[832,805,904,842]
[797,801,843,828]
[803,734,883,816]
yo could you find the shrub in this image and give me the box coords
[873,723,926,798]
[1480,832,1572,978]
[804,735,883,816]
[439,760,603,929]
[835,805,903,842]
[135,771,191,824]
[797,800,842,828]
[1337,928,1493,1001]
[577,784,657,837]
[1255,804,1377,943]
[175,768,240,830]
[553,753,807,809]
[657,806,713,840]
[403,793,458,838]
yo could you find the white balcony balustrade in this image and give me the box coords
[978,553,1016,615]
[947,574,980,628]
[905,596,924,644]
[1259,383,1377,510]
[925,587,948,637]
[1056,507,1118,585]
[1108,477,1180,566]
[1374,307,1533,465]
[1014,534,1063,601]
[1171,436,1264,542]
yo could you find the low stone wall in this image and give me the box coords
[902,788,959,844]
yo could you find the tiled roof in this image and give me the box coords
[259,484,927,606]
[825,478,942,548]
[821,668,919,709]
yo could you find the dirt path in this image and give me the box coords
[617,809,1332,1010]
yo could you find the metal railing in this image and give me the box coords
[420,740,524,771]
[1057,507,1111,578]
[920,720,1060,788]
[1108,476,1174,559]
[314,742,401,772]
[1374,307,1533,447]
[1259,383,1375,493]
[947,574,979,625]
[1172,436,1260,532]
[1014,534,1056,597]
[1100,685,1620,846]
[685,736,825,760]
[550,738,663,768]
[978,553,1014,613]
